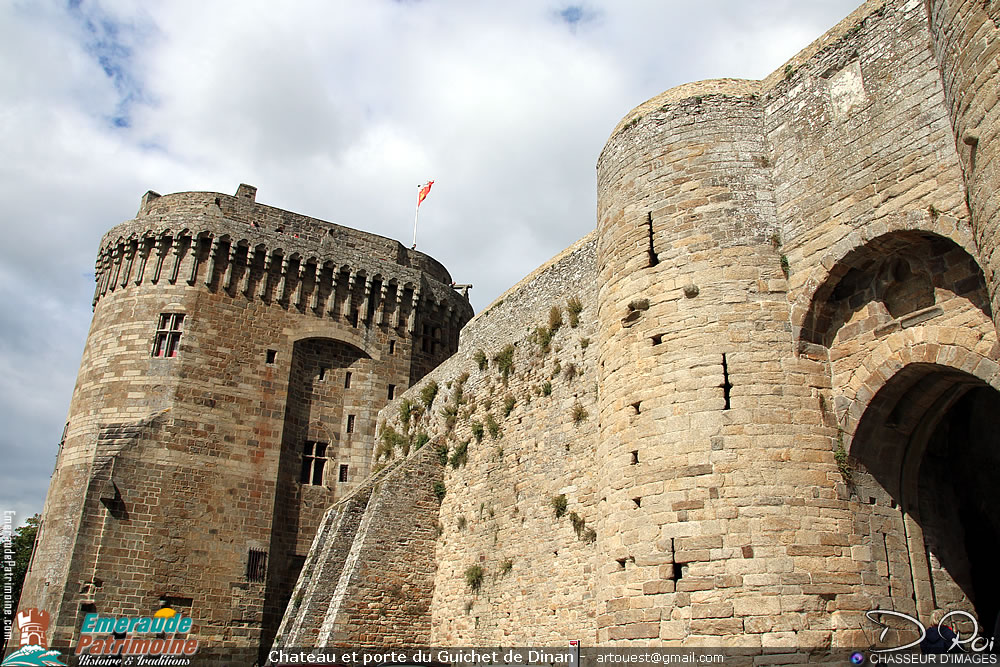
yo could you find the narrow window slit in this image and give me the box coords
[646,212,658,267]
[632,497,641,508]
[630,450,639,465]
[319,366,328,381]
[631,402,641,415]
[616,558,627,570]
[265,349,276,364]
[720,354,732,410]
[651,334,663,346]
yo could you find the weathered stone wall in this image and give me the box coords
[283,234,600,645]
[273,444,444,650]
[16,186,471,663]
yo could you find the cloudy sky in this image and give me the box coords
[0,0,861,525]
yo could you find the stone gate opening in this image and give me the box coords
[851,363,1000,636]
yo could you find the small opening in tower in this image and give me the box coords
[388,384,396,400]
[266,349,277,364]
[672,561,686,581]
[632,497,641,508]
[616,558,627,570]
[646,212,659,267]
[631,402,641,415]
[339,464,349,483]
[80,603,97,615]
[319,366,328,381]
[388,340,396,355]
[651,334,663,346]
[344,372,352,389]
[346,415,356,433]
[630,450,639,465]
[720,354,732,410]
[247,549,267,583]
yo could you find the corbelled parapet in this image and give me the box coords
[93,186,471,335]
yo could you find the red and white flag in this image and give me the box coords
[417,180,434,206]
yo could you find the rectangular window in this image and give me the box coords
[319,366,328,381]
[346,415,355,433]
[388,340,396,355]
[339,464,349,483]
[266,349,277,364]
[388,384,396,400]
[152,313,184,358]
[247,549,267,583]
[344,372,352,389]
[300,441,327,485]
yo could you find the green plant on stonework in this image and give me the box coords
[567,296,583,328]
[450,440,469,469]
[413,431,430,450]
[564,363,577,382]
[551,493,568,519]
[485,413,501,440]
[464,600,474,614]
[928,204,941,219]
[433,481,447,501]
[780,254,791,278]
[457,371,470,385]
[503,395,516,418]
[552,359,561,376]
[549,306,563,332]
[420,381,439,409]
[470,420,484,443]
[784,64,796,80]
[441,404,458,432]
[582,527,597,543]
[569,512,586,537]
[399,399,414,426]
[474,349,488,371]
[579,337,590,350]
[498,558,513,576]
[436,443,450,466]
[493,344,515,383]
[572,402,588,424]
[465,565,484,592]
[379,426,408,459]
[457,515,467,531]
[834,429,852,484]
[770,232,782,249]
[542,381,552,397]
[483,396,493,412]
[532,326,554,354]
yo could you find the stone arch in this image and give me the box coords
[837,329,1000,440]
[845,353,1000,633]
[793,220,981,348]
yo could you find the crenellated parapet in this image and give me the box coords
[92,185,472,336]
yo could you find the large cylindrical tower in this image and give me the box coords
[17,185,472,662]
[595,82,853,645]
[926,0,1000,327]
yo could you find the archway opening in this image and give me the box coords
[851,364,1000,634]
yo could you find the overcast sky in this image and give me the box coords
[0,0,862,525]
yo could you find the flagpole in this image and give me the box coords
[412,199,419,249]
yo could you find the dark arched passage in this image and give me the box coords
[851,363,1000,633]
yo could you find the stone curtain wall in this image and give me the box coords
[284,234,600,645]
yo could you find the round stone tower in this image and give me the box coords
[17,185,472,661]
[594,81,851,645]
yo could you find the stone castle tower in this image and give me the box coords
[13,0,1000,660]
[15,185,472,660]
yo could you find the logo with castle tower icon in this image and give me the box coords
[2,609,65,667]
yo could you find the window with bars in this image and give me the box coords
[247,549,267,583]
[300,441,327,485]
[152,313,185,358]
[339,464,349,483]
[346,415,355,433]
